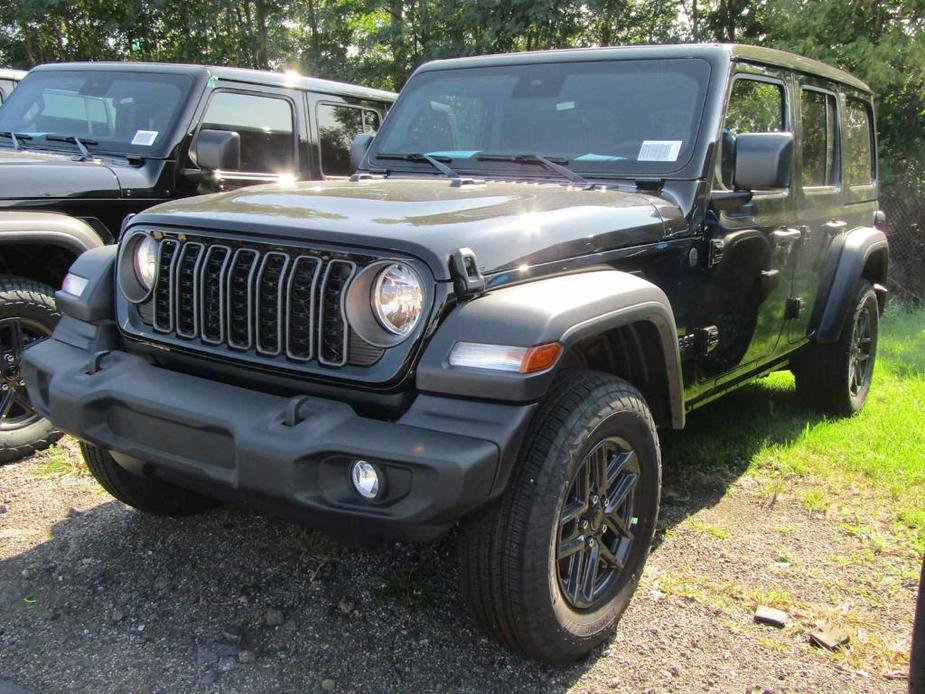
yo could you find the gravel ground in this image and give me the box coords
[0,438,916,694]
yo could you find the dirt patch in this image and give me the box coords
[0,438,915,693]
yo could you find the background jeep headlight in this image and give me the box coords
[133,234,159,290]
[372,263,423,336]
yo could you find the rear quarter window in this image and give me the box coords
[801,89,839,187]
[844,98,875,186]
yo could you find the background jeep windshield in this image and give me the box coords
[370,58,711,177]
[0,70,193,156]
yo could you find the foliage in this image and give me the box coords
[1,0,923,183]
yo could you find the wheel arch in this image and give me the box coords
[415,270,685,429]
[812,226,888,344]
[0,212,105,289]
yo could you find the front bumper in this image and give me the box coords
[23,332,535,540]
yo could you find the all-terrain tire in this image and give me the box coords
[459,370,661,664]
[793,281,879,416]
[0,277,63,464]
[81,443,219,517]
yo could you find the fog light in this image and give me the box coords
[351,460,381,499]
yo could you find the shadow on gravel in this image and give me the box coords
[0,378,824,693]
[657,376,824,548]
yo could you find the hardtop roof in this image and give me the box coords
[28,62,397,102]
[0,68,27,81]
[415,43,871,94]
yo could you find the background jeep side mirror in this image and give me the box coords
[193,129,241,171]
[350,132,374,173]
[733,132,794,191]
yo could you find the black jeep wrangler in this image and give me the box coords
[23,44,888,663]
[0,62,394,461]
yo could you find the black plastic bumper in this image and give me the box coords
[23,335,536,540]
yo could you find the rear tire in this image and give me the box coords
[793,281,879,416]
[0,278,62,464]
[81,443,219,517]
[459,370,660,664]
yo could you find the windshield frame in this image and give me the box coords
[0,68,199,159]
[366,56,715,181]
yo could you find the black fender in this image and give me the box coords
[812,226,888,343]
[0,211,106,256]
[416,270,684,429]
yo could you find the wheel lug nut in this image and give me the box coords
[587,538,595,548]
[580,520,589,530]
[591,494,599,504]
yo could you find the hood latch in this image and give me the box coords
[449,247,486,299]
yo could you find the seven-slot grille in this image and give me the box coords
[142,234,380,368]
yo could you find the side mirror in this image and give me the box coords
[733,132,794,191]
[193,129,241,171]
[350,132,374,173]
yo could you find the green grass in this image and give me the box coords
[662,308,925,552]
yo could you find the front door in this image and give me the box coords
[697,70,797,381]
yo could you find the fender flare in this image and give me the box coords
[0,211,106,257]
[416,270,684,428]
[813,226,888,343]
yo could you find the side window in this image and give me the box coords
[201,92,295,173]
[801,89,838,187]
[317,103,381,177]
[845,98,874,187]
[721,78,785,188]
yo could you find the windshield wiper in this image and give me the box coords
[44,134,98,160]
[475,152,590,187]
[376,152,460,179]
[0,131,32,151]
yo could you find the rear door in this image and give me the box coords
[790,80,842,344]
[307,95,384,179]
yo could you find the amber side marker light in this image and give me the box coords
[521,343,562,373]
[448,341,562,373]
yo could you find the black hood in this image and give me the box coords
[133,178,675,281]
[0,148,121,199]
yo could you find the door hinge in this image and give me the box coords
[679,325,720,358]
[708,239,725,267]
[785,297,805,320]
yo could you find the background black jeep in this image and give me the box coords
[24,44,888,663]
[0,62,394,461]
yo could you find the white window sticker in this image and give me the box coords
[556,101,575,111]
[638,140,682,162]
[131,130,159,146]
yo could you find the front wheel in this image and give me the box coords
[0,278,63,464]
[459,370,661,663]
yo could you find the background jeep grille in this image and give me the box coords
[136,233,384,369]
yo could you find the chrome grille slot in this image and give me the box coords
[318,260,356,367]
[286,256,321,361]
[255,252,290,355]
[199,245,231,344]
[227,249,259,350]
[153,239,179,333]
[175,242,204,339]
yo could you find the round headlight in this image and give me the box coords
[372,263,423,336]
[134,235,159,290]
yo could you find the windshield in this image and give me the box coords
[0,70,194,156]
[370,58,711,178]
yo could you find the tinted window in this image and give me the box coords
[370,58,712,176]
[202,92,295,173]
[0,70,193,155]
[317,103,381,177]
[845,99,874,186]
[721,78,785,188]
[801,89,838,187]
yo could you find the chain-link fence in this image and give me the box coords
[881,185,925,305]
